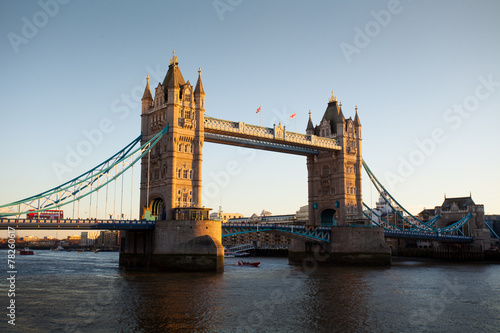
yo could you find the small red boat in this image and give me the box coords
[238,260,260,267]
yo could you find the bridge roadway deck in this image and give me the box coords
[0,218,154,230]
[204,116,341,155]
[0,219,474,242]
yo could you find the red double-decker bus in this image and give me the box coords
[27,210,64,219]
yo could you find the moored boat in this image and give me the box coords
[20,248,34,255]
[224,248,235,258]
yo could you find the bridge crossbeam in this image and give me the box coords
[205,133,321,156]
[204,116,341,154]
[384,230,473,243]
[222,223,331,242]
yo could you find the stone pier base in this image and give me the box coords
[289,226,391,266]
[119,220,224,272]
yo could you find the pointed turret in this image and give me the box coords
[194,68,205,110]
[354,105,361,126]
[194,68,205,95]
[306,110,314,135]
[335,100,345,136]
[319,91,343,135]
[142,75,153,112]
[142,75,153,100]
[338,107,345,123]
[162,50,186,103]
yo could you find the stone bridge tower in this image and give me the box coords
[120,51,223,272]
[139,51,205,221]
[306,94,363,226]
[290,93,390,266]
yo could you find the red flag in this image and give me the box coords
[256,106,261,113]
[290,113,296,119]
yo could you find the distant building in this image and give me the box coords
[435,195,485,236]
[417,208,437,222]
[261,210,272,217]
[295,205,308,223]
[223,211,300,248]
[80,232,88,246]
[374,192,394,217]
[79,231,100,246]
[95,231,120,248]
[34,240,56,248]
[222,229,291,249]
[209,212,244,223]
[67,235,81,245]
[229,213,296,224]
[22,235,39,242]
[369,193,405,229]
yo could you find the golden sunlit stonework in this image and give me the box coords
[328,91,337,103]
[121,54,389,270]
[120,53,224,272]
[306,95,363,226]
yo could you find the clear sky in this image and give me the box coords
[1,0,499,238]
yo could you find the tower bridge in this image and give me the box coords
[120,51,382,271]
[2,51,493,271]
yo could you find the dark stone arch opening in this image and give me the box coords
[151,198,165,220]
[320,209,337,227]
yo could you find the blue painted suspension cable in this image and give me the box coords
[363,161,439,232]
[0,125,169,217]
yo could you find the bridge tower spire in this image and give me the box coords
[306,110,314,135]
[141,75,153,112]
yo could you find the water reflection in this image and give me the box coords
[118,272,226,332]
[2,252,500,332]
[118,262,386,332]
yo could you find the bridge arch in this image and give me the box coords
[320,209,337,227]
[150,197,165,220]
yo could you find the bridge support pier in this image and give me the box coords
[288,226,391,266]
[119,220,224,272]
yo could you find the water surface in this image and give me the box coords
[1,250,499,332]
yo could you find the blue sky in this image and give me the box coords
[1,0,499,237]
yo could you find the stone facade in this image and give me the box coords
[435,196,486,235]
[306,96,363,226]
[289,227,391,266]
[140,51,205,221]
[120,52,223,272]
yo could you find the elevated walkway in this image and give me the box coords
[204,117,341,155]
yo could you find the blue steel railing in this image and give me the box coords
[384,230,473,243]
[222,223,332,242]
[0,218,477,243]
[0,218,155,230]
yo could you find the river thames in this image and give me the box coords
[1,250,499,332]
